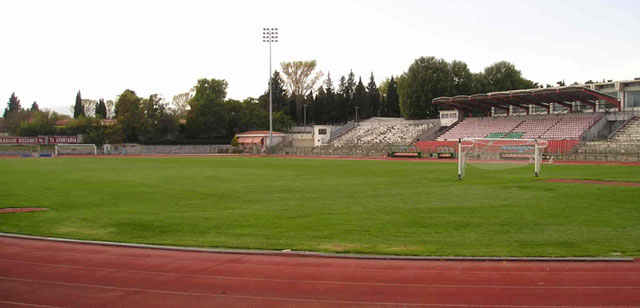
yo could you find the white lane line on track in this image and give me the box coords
[0,260,639,290]
[1,276,638,308]
[1,244,636,275]
[0,301,70,308]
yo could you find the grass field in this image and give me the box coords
[1,156,639,257]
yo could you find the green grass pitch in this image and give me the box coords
[1,156,639,257]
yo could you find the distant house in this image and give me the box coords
[235,131,287,153]
[100,119,117,126]
[54,119,72,127]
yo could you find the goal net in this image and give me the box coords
[55,144,98,156]
[458,138,547,180]
[0,144,40,157]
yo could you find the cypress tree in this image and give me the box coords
[73,91,85,118]
[304,90,314,125]
[95,98,107,119]
[3,92,21,118]
[31,101,39,112]
[353,77,368,119]
[313,86,326,124]
[387,77,400,117]
[366,73,380,117]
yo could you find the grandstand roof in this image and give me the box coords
[433,86,620,114]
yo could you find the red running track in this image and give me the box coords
[0,236,639,308]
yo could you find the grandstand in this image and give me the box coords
[611,117,640,141]
[272,82,640,161]
[573,116,640,161]
[437,114,602,141]
[331,118,437,146]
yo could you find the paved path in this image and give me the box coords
[1,236,639,307]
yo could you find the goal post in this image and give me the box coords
[458,138,547,180]
[54,144,98,157]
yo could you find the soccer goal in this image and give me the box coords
[0,144,40,157]
[55,144,98,157]
[457,138,548,180]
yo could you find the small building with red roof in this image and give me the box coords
[235,130,288,153]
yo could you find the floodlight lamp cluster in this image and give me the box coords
[262,27,278,43]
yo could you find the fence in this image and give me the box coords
[104,144,232,155]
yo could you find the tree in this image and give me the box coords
[139,94,177,141]
[304,90,314,125]
[236,98,265,133]
[482,61,536,92]
[16,110,61,136]
[320,73,339,124]
[3,92,22,118]
[386,76,400,117]
[73,91,85,118]
[171,91,192,116]
[81,99,97,117]
[313,86,327,124]
[336,71,356,122]
[95,98,107,119]
[186,78,228,139]
[366,73,380,117]
[272,111,295,132]
[279,60,323,97]
[449,60,475,95]
[259,70,288,113]
[31,101,39,112]
[398,56,451,119]
[114,89,143,142]
[106,100,115,119]
[352,77,368,119]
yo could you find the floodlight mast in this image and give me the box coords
[263,27,278,154]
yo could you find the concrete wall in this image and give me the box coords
[106,144,232,155]
[276,144,390,157]
[292,134,314,147]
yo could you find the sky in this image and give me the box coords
[1,0,639,115]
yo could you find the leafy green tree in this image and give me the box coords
[16,110,58,136]
[272,111,294,132]
[482,61,536,92]
[472,73,490,94]
[114,89,143,142]
[30,101,39,112]
[352,77,368,119]
[450,60,475,95]
[223,99,244,137]
[398,56,451,119]
[139,94,178,141]
[186,78,228,139]
[230,135,239,147]
[237,98,267,132]
[73,91,85,118]
[386,76,400,117]
[95,98,107,119]
[366,73,380,117]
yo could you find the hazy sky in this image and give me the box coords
[1,0,639,115]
